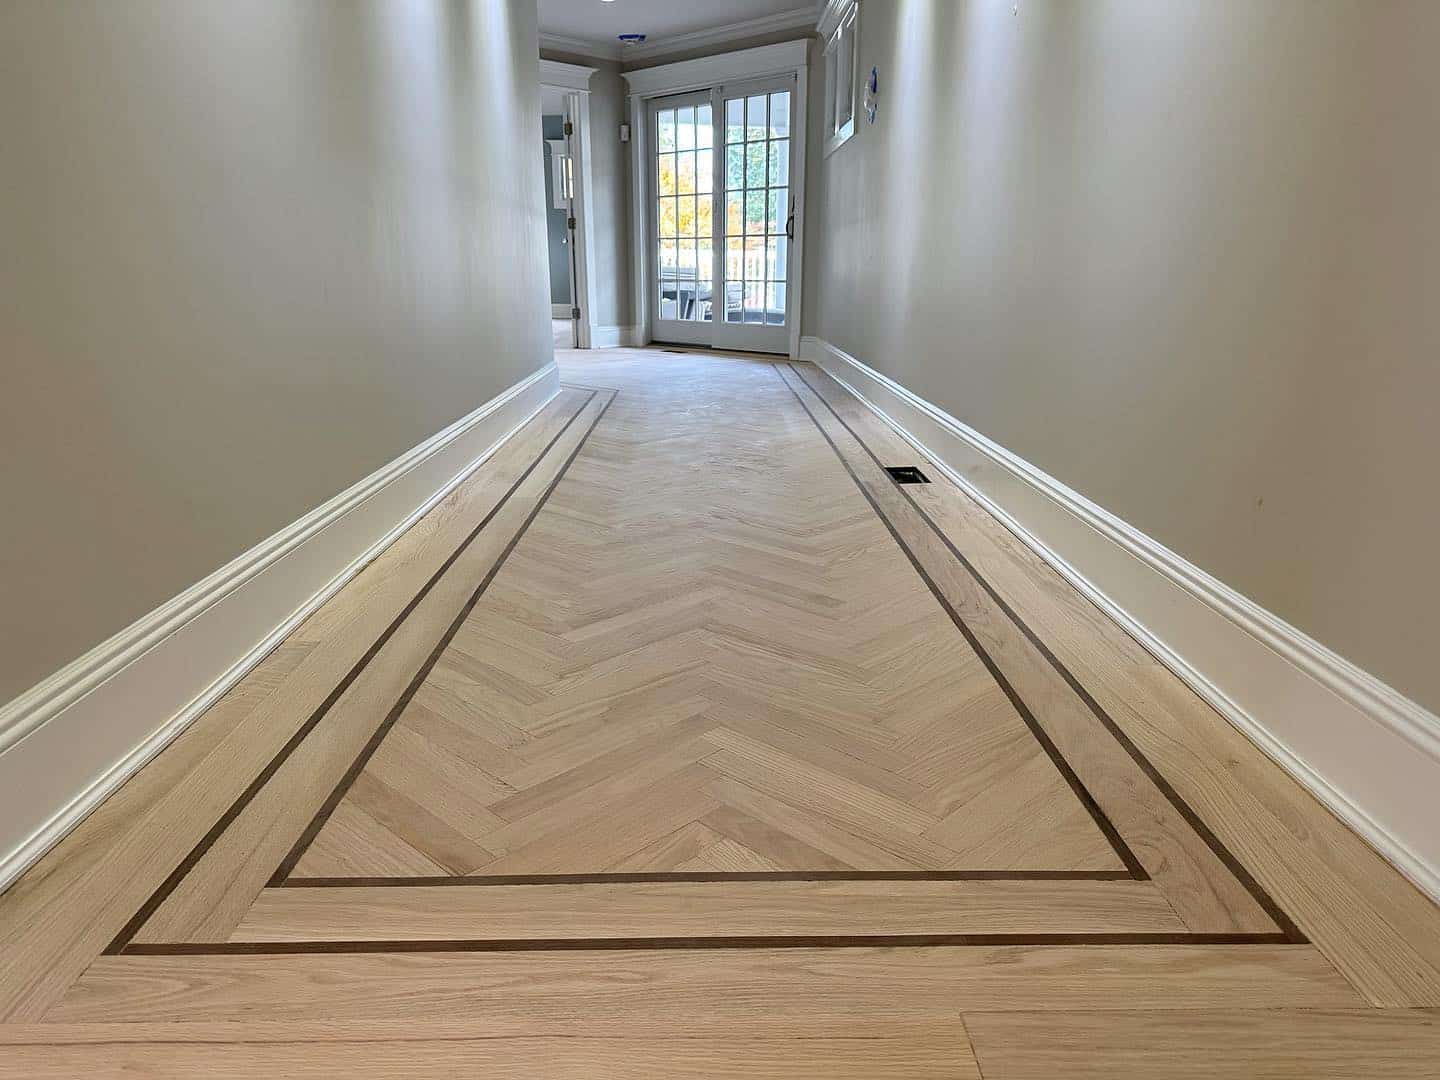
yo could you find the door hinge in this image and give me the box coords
[567,216,576,230]
[571,307,581,320]
[564,120,573,136]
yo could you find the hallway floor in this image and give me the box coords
[1,349,1438,1076]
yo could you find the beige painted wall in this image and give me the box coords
[586,65,635,332]
[0,0,553,703]
[803,0,1440,714]
[585,64,634,332]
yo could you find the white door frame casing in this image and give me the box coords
[789,62,809,361]
[539,60,598,349]
[628,93,651,347]
[624,41,810,357]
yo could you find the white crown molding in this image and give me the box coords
[0,362,560,892]
[622,39,809,99]
[539,32,620,63]
[624,8,819,61]
[800,334,1440,904]
[538,58,598,91]
[542,8,817,67]
[816,0,856,39]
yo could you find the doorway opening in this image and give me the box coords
[541,90,576,349]
[539,60,598,349]
[649,82,795,354]
[625,43,809,357]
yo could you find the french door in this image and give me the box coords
[648,91,715,346]
[648,77,798,354]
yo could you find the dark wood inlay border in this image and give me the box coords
[118,931,1298,956]
[270,391,620,884]
[782,360,1306,944]
[100,361,1309,957]
[104,388,604,954]
[273,361,1147,892]
[280,869,1138,888]
[771,363,1148,881]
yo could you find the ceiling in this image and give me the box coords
[537,0,817,60]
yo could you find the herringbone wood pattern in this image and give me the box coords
[294,357,1122,878]
[9,351,1440,1079]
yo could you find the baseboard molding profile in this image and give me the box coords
[589,324,642,348]
[0,362,561,894]
[800,335,1440,904]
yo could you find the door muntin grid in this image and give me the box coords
[723,89,790,327]
[655,101,714,323]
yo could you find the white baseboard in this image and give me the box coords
[588,324,642,348]
[551,304,573,319]
[0,362,560,893]
[801,335,1440,904]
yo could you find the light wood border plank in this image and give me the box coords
[227,879,1185,943]
[43,945,1361,1026]
[962,1008,1440,1079]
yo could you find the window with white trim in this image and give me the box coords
[822,0,858,156]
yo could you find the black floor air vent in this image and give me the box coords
[885,465,931,485]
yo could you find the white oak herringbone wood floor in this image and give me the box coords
[294,354,1121,878]
[8,351,1440,1078]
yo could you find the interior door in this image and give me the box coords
[648,91,716,346]
[711,79,795,355]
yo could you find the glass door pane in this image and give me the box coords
[714,82,793,353]
[648,79,798,353]
[650,92,715,344]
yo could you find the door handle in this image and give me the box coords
[786,197,796,241]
